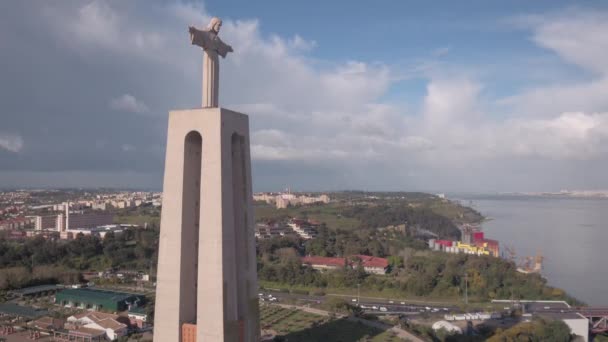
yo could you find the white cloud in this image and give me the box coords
[121,144,136,152]
[0,133,23,153]
[431,47,450,58]
[530,11,608,75]
[22,3,608,190]
[109,94,149,113]
[288,35,316,52]
[505,10,608,117]
[500,112,608,159]
[423,79,482,126]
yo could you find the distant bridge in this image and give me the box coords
[576,307,608,334]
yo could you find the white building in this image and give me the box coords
[67,311,128,341]
[432,320,462,334]
[287,219,318,239]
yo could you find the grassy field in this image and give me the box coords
[260,305,403,341]
[255,203,361,231]
[254,196,482,233]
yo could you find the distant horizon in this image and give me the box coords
[3,186,608,197]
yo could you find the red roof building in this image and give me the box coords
[472,232,485,242]
[351,255,389,274]
[301,256,346,270]
[435,240,453,247]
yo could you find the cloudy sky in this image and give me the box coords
[1,0,608,192]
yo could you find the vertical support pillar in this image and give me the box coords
[202,52,219,108]
[154,108,259,342]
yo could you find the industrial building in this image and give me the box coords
[68,212,114,230]
[9,284,63,298]
[55,288,145,312]
[429,231,500,257]
[0,303,48,319]
[31,203,113,236]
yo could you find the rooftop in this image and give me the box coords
[352,255,389,268]
[10,284,62,296]
[301,256,346,267]
[0,303,48,318]
[57,288,143,302]
[69,327,106,337]
[537,312,586,320]
[128,307,147,315]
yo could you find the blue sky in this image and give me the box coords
[1,1,608,192]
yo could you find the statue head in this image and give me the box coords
[208,17,222,33]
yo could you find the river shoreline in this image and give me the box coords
[456,195,607,305]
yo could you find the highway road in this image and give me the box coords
[260,290,461,315]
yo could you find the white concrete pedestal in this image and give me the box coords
[153,108,260,342]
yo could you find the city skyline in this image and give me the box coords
[2,1,608,192]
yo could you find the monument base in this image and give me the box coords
[154,108,260,342]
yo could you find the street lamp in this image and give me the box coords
[464,272,468,305]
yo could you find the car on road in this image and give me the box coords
[372,306,378,310]
[400,302,406,305]
[351,299,357,302]
[388,300,394,304]
[379,307,388,312]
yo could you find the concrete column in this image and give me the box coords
[64,202,69,231]
[202,52,219,108]
[154,108,259,342]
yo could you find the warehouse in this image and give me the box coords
[0,303,48,319]
[55,288,144,312]
[9,284,63,298]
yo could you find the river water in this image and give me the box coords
[454,195,608,306]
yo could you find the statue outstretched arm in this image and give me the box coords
[216,38,234,58]
[189,26,208,48]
